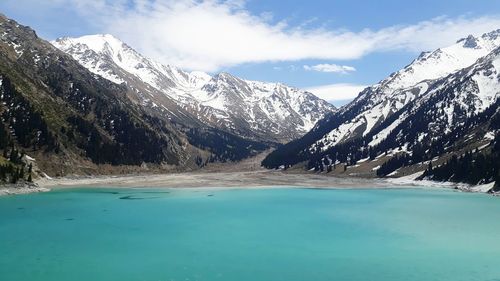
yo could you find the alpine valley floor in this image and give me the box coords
[31,169,491,193]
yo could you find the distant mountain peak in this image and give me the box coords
[55,34,127,53]
[212,71,238,82]
[458,34,480,49]
[482,29,500,40]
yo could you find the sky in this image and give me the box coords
[1,0,499,106]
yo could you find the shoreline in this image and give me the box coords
[0,182,50,196]
[0,169,494,196]
[37,170,393,189]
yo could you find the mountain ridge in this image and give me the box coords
[263,29,500,188]
[0,14,209,179]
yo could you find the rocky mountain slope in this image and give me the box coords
[263,30,500,188]
[53,34,335,143]
[0,14,227,180]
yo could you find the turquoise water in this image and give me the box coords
[1,187,500,281]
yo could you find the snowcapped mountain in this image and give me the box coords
[263,29,500,187]
[310,29,500,151]
[0,13,276,177]
[52,34,335,143]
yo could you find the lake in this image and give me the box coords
[1,187,499,281]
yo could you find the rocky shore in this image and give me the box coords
[0,182,50,196]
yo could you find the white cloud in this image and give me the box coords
[5,1,500,72]
[306,83,367,102]
[304,64,356,74]
[103,8,500,72]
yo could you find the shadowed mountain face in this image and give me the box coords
[53,34,336,144]
[263,30,500,187]
[0,14,203,177]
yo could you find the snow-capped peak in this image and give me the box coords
[381,29,500,92]
[57,34,124,53]
[189,71,212,88]
[53,34,208,89]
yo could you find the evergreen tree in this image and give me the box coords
[10,167,18,184]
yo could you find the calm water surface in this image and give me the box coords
[1,187,499,281]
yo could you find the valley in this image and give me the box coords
[0,13,497,193]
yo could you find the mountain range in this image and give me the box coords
[0,13,334,181]
[0,12,498,189]
[263,29,500,188]
[52,34,335,143]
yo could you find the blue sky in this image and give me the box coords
[1,0,499,105]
